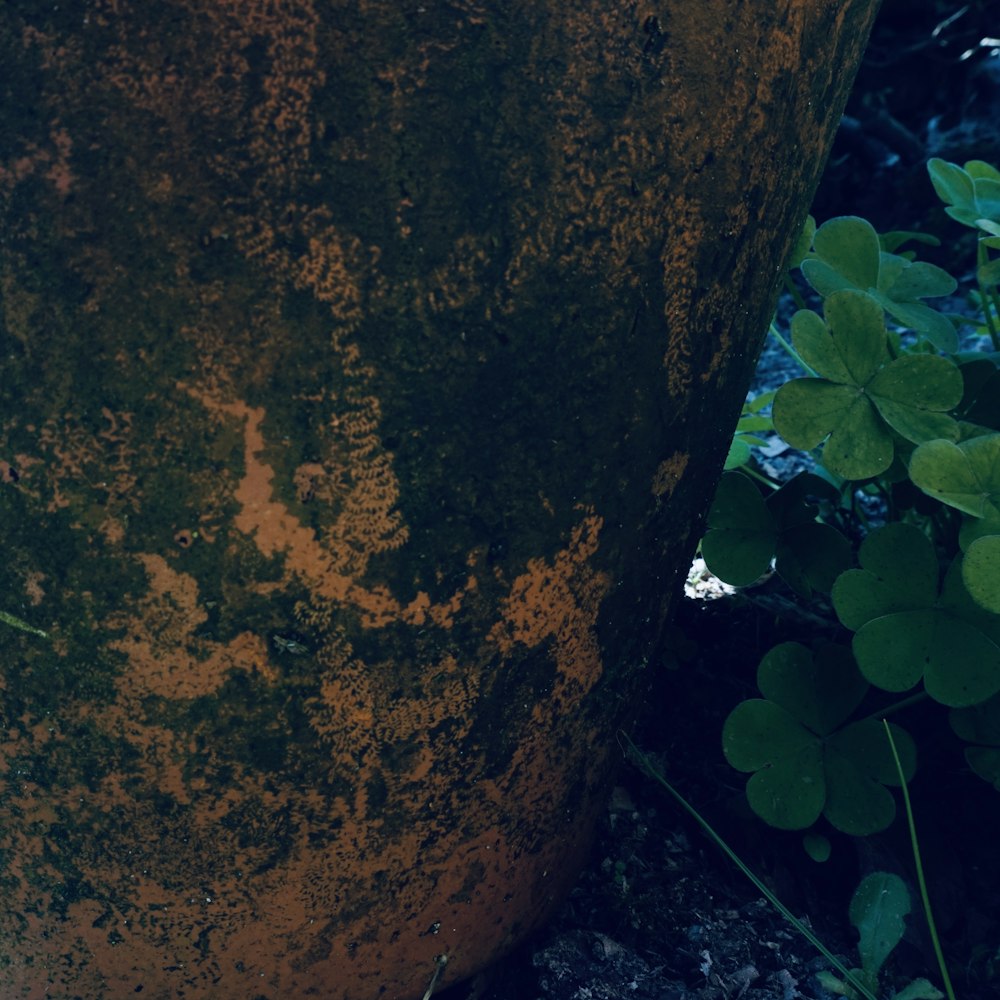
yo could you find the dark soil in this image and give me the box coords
[440,4,1000,998]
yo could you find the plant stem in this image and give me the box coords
[883,720,957,1000]
[621,733,879,1000]
[767,321,816,376]
[736,463,781,491]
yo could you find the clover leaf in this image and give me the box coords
[722,642,915,834]
[800,216,959,351]
[832,523,1000,707]
[950,691,1000,789]
[772,290,962,479]
[963,534,1000,615]
[959,511,1000,551]
[701,472,776,587]
[908,433,1000,519]
[928,158,1000,230]
[788,215,817,269]
[702,472,849,595]
[766,473,850,597]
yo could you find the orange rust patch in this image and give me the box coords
[489,510,609,701]
[651,452,690,500]
[181,380,488,633]
[105,554,277,701]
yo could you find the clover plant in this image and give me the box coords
[703,158,1000,852]
[817,873,944,1000]
[722,641,915,835]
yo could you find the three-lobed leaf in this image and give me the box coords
[773,290,962,479]
[909,433,1000,519]
[702,473,849,595]
[951,692,1000,789]
[963,534,1000,615]
[701,472,776,586]
[723,643,916,834]
[832,523,1000,706]
[801,215,959,351]
[928,158,1000,229]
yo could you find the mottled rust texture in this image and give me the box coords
[0,1,878,997]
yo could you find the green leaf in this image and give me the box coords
[960,511,1000,550]
[788,214,816,269]
[928,158,976,212]
[882,259,956,301]
[724,437,752,470]
[775,379,892,479]
[723,699,825,830]
[824,724,910,835]
[963,534,1000,614]
[963,746,1000,790]
[793,293,887,384]
[808,216,882,290]
[801,214,959,350]
[892,979,945,1000]
[745,738,826,831]
[950,689,1000,745]
[774,291,962,478]
[802,216,958,353]
[951,691,1000,789]
[857,606,1000,706]
[928,159,1000,229]
[816,969,866,997]
[702,471,852,592]
[803,832,831,863]
[723,643,913,835]
[735,415,772,434]
[972,177,1000,221]
[765,473,851,596]
[832,523,939,631]
[776,521,851,597]
[758,642,867,737]
[867,354,962,444]
[880,230,941,254]
[748,389,776,412]
[834,526,1000,705]
[979,257,1000,286]
[908,434,1000,518]
[875,296,960,354]
[849,872,910,981]
[701,472,776,585]
[966,160,1000,183]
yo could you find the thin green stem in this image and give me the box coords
[767,321,816,376]
[621,733,879,1000]
[736,463,781,491]
[882,721,957,1000]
